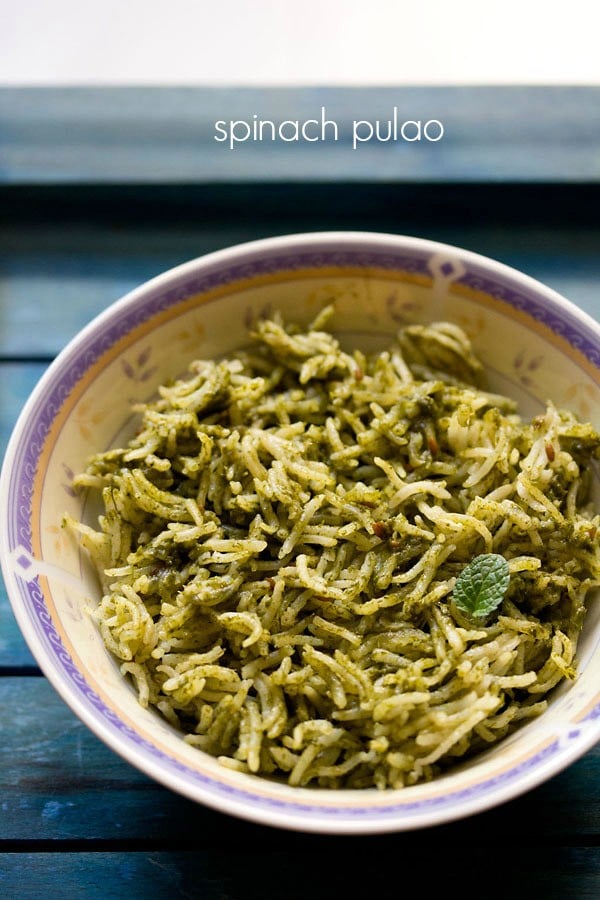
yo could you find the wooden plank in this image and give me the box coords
[2,208,600,358]
[1,677,600,844]
[0,363,47,667]
[1,86,600,184]
[0,363,48,456]
[0,848,599,900]
[0,585,37,669]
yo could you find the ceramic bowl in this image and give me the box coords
[3,230,600,834]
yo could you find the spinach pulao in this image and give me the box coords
[65,307,600,789]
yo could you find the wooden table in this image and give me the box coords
[2,87,600,898]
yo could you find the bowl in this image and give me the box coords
[2,230,600,834]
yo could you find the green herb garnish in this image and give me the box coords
[452,553,510,622]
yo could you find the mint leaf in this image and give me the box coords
[452,553,510,621]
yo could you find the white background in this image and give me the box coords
[1,0,599,85]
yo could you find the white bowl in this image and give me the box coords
[3,230,600,834]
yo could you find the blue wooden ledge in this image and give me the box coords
[1,85,599,184]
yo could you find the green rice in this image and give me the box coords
[65,306,600,789]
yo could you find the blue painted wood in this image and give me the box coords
[1,678,600,842]
[0,364,46,667]
[2,216,600,357]
[0,363,47,458]
[1,86,599,184]
[0,847,599,900]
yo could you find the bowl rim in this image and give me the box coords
[3,229,600,834]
